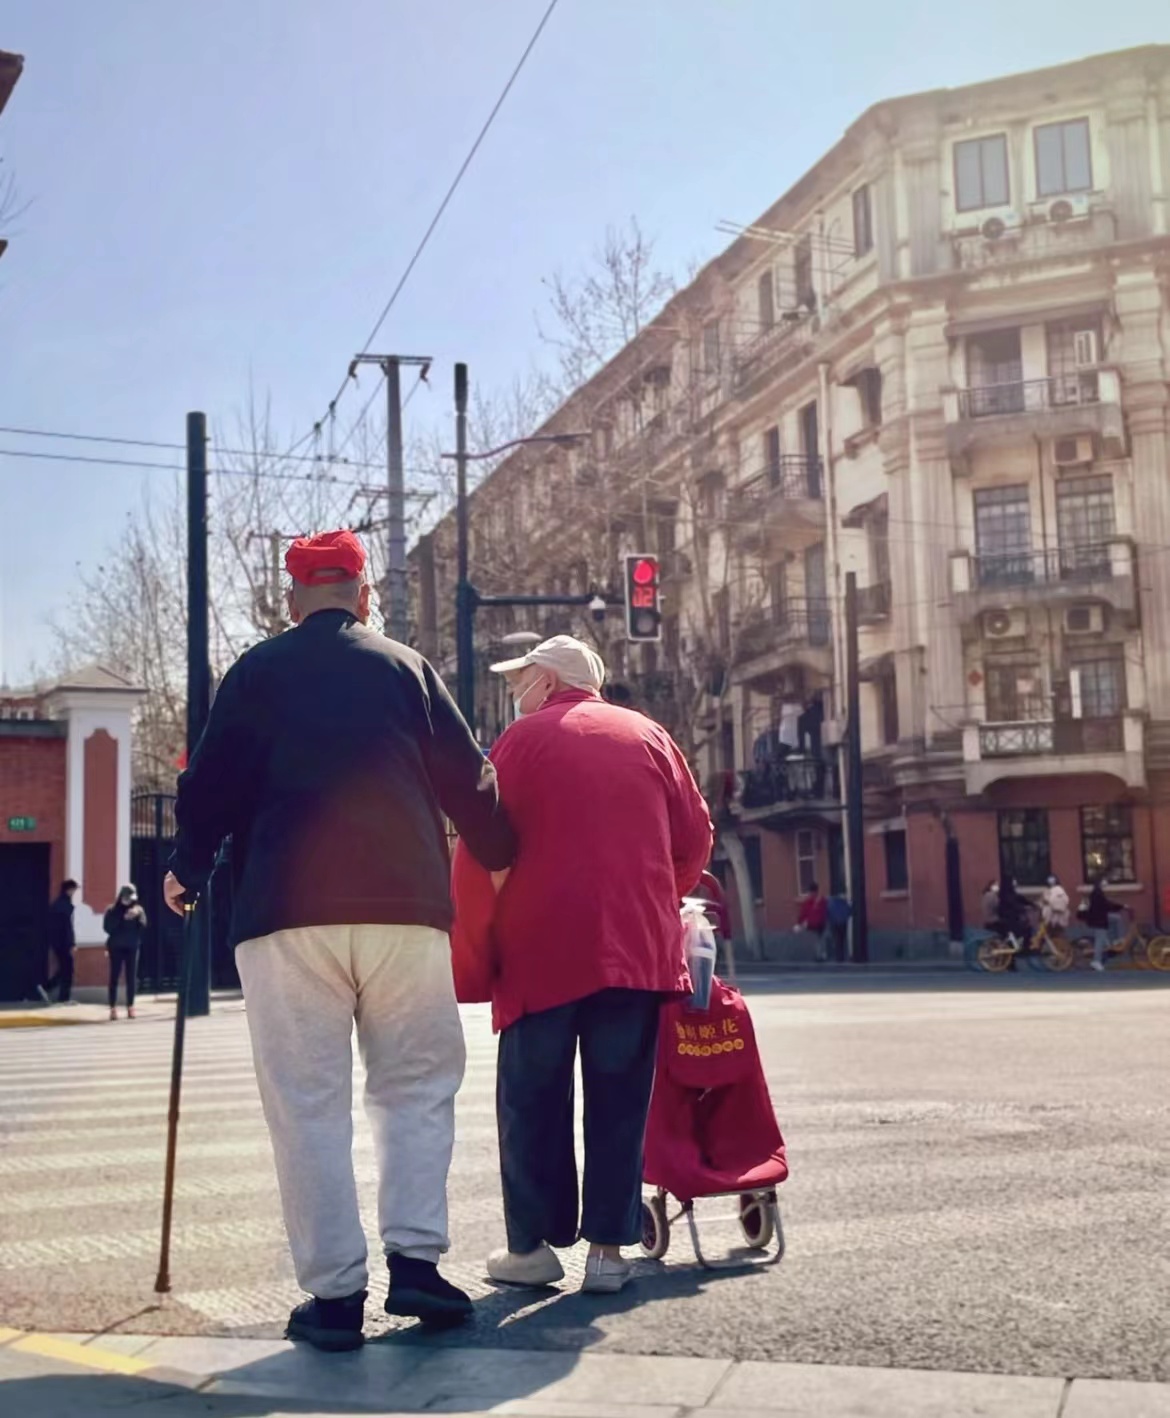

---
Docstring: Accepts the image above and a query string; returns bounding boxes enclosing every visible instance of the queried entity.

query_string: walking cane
[154,897,196,1296]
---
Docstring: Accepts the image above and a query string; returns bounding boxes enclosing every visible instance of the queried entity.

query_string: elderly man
[452,635,712,1294]
[165,529,514,1351]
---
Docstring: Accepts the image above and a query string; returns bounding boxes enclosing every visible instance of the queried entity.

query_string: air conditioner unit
[1053,434,1094,467]
[981,212,1020,241]
[1072,328,1099,367]
[1065,604,1105,635]
[1048,194,1091,223]
[982,608,1028,640]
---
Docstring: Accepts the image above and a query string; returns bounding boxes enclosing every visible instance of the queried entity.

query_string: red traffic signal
[623,553,661,642]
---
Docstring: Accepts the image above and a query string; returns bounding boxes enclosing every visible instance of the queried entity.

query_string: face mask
[513,676,548,719]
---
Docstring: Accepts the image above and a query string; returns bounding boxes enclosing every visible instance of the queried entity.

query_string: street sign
[7,815,37,832]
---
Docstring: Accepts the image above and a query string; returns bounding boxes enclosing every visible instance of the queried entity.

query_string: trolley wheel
[977,937,1011,973]
[1146,935,1170,972]
[738,1192,775,1250]
[640,1195,670,1260]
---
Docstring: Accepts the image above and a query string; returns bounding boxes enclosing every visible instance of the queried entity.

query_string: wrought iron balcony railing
[729,455,824,508]
[740,753,841,811]
[957,373,1100,420]
[978,716,1124,759]
[974,544,1114,589]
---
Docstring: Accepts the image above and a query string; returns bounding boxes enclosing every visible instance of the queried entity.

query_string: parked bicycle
[975,916,1074,973]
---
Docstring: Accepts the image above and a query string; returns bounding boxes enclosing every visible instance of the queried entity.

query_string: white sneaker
[1090,960,1105,972]
[486,1244,564,1288]
[581,1253,632,1294]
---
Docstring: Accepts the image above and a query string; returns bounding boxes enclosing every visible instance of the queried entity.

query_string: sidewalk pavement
[1,1328,1166,1417]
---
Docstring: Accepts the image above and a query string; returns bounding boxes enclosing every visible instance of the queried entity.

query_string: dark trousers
[497,988,660,1253]
[108,948,139,1008]
[48,947,75,1002]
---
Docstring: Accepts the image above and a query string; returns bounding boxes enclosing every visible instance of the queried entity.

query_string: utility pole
[844,571,869,964]
[454,362,476,726]
[351,353,430,643]
[185,412,212,1016]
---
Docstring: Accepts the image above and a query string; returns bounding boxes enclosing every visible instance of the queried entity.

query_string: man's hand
[163,872,187,917]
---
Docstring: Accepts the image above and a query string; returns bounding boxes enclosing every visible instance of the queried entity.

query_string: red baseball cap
[284,529,367,586]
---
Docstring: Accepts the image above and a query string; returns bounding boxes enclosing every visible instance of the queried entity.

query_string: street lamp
[444,363,589,724]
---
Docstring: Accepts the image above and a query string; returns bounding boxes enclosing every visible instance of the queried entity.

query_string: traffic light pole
[184,412,211,1017]
[454,363,477,726]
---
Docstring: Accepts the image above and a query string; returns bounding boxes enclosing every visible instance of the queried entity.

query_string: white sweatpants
[235,923,466,1299]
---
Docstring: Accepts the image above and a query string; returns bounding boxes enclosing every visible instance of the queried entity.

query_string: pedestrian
[39,878,78,1004]
[1041,874,1070,933]
[1082,877,1124,972]
[451,635,712,1295]
[163,529,514,1353]
[796,881,830,962]
[104,885,146,1020]
[981,880,999,930]
[826,891,851,963]
[995,875,1031,968]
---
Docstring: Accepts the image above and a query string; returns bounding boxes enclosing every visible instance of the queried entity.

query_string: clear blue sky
[0,0,1165,679]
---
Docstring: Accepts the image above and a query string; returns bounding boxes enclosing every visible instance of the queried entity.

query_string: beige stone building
[414,45,1170,956]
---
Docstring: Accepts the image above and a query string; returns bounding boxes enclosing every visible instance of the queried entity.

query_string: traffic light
[624,554,661,642]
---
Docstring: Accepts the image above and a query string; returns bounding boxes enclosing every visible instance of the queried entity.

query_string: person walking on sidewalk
[40,878,78,1003]
[451,636,713,1296]
[796,882,830,962]
[164,529,514,1354]
[1082,877,1124,972]
[104,885,146,1019]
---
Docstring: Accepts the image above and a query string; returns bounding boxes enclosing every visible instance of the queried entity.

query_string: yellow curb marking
[9,1333,153,1376]
[0,1327,21,1344]
[0,1017,90,1029]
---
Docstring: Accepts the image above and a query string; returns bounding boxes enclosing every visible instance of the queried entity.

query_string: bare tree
[538,218,676,393]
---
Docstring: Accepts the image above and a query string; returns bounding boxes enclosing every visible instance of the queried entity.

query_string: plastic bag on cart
[681,899,718,1010]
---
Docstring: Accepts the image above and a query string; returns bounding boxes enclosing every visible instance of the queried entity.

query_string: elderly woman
[453,635,712,1295]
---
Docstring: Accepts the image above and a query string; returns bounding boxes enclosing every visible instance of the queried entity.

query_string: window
[878,666,899,746]
[852,184,874,256]
[856,367,883,427]
[1081,805,1136,884]
[985,660,1044,722]
[884,829,908,892]
[975,485,1032,586]
[1057,475,1114,577]
[743,835,765,903]
[1035,118,1092,198]
[954,133,1010,212]
[770,561,788,628]
[796,829,818,895]
[998,809,1051,886]
[713,587,731,651]
[793,236,815,308]
[764,426,781,487]
[757,270,775,331]
[1047,318,1101,407]
[799,401,822,496]
[869,512,891,587]
[699,470,724,520]
[702,319,721,376]
[966,329,1024,415]
[1069,650,1126,720]
[662,614,680,666]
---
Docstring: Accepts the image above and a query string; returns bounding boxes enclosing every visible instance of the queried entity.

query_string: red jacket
[797,892,828,931]
[451,689,713,1033]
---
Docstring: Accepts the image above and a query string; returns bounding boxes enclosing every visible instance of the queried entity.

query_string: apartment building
[413,45,1170,955]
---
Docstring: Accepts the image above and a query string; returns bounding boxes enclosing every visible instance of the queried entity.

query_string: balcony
[856,580,891,624]
[962,711,1145,794]
[736,752,842,829]
[731,313,813,398]
[949,540,1137,626]
[944,369,1124,462]
[951,208,1117,272]
[726,456,825,548]
[733,598,833,686]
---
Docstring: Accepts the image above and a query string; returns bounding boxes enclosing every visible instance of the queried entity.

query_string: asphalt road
[1,973,1166,1383]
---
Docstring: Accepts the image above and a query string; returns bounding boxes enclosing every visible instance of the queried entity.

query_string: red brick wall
[82,729,118,913]
[0,736,67,890]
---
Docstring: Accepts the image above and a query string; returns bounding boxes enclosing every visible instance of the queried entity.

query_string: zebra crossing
[0,1001,526,1336]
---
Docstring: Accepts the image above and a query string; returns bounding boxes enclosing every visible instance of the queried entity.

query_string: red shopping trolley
[640,969,788,1268]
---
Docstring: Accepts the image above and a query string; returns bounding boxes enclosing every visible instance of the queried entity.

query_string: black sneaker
[286,1290,366,1352]
[385,1255,472,1329]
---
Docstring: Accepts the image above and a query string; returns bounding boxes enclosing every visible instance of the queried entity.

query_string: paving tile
[426,1402,683,1418]
[1063,1379,1170,1418]
[392,1348,731,1410]
[79,1333,158,1358]
[203,1339,432,1407]
[131,1333,291,1374]
[706,1361,1065,1417]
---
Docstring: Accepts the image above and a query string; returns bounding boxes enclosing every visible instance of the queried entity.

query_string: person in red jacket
[796,882,830,962]
[451,635,713,1295]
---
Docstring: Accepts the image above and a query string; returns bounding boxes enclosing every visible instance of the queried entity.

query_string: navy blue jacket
[170,610,514,946]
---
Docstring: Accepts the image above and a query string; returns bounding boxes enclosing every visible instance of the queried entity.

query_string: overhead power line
[306,0,562,438]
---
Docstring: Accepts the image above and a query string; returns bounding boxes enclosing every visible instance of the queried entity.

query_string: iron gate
[130,792,239,994]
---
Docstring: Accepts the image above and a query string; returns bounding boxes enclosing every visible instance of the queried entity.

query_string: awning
[859,651,895,683]
[842,492,888,528]
[944,301,1107,340]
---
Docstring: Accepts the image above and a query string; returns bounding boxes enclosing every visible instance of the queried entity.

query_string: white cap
[489,634,606,691]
